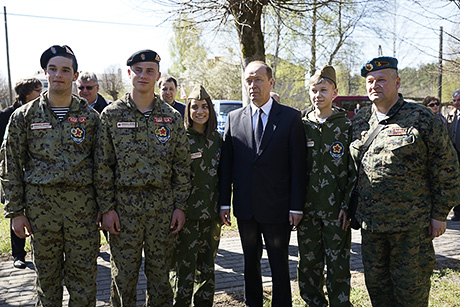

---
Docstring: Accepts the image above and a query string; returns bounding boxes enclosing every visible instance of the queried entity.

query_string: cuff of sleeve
[5,211,25,219]
[220,206,231,210]
[290,210,303,215]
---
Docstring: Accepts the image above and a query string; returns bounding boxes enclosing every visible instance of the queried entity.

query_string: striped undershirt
[51,107,69,122]
[143,110,152,119]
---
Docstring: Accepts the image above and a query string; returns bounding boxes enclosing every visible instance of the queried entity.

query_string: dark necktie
[255,108,264,150]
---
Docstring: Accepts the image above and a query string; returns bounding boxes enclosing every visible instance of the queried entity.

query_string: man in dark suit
[219,61,307,307]
[159,76,186,118]
[77,72,109,114]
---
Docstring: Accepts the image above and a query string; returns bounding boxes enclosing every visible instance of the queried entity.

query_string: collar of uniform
[40,92,86,113]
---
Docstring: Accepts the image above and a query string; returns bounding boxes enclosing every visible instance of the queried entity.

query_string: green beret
[361,56,398,77]
[188,85,210,100]
[311,65,336,87]
[40,45,78,71]
[126,49,161,66]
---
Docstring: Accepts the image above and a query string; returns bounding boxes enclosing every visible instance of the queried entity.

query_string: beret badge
[51,47,57,54]
[141,53,146,61]
[365,63,373,71]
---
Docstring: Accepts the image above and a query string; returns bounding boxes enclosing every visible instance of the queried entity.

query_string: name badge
[307,140,315,147]
[31,123,52,130]
[191,152,203,160]
[117,122,138,129]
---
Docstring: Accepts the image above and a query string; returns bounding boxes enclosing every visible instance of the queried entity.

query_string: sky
[0,0,175,85]
[0,0,459,90]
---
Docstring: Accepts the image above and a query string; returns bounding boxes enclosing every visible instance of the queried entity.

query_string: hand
[220,209,231,226]
[429,218,446,239]
[102,210,121,235]
[12,215,32,238]
[170,209,185,234]
[289,212,303,229]
[338,209,349,231]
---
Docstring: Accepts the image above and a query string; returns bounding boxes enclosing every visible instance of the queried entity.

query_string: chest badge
[330,141,344,160]
[71,127,85,144]
[155,125,171,143]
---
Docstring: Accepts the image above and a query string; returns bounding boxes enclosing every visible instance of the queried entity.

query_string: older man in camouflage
[1,45,100,306]
[95,49,191,307]
[350,56,460,307]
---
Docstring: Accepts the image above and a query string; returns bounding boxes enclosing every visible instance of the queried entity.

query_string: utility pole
[3,6,13,106]
[438,26,443,103]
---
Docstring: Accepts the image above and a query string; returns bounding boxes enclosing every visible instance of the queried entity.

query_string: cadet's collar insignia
[215,148,221,162]
[155,125,171,143]
[71,127,85,144]
[330,141,344,160]
[388,128,407,136]
[365,63,373,71]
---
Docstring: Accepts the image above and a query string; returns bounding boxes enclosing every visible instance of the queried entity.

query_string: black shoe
[451,215,460,221]
[13,257,26,269]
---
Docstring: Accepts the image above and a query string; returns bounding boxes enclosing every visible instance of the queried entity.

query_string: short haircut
[77,72,98,85]
[452,89,460,98]
[15,78,42,103]
[158,76,177,89]
[245,61,273,79]
[422,96,440,107]
[184,97,218,138]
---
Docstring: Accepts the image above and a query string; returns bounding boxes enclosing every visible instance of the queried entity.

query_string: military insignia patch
[215,148,221,162]
[375,61,389,67]
[365,63,373,71]
[155,125,170,143]
[330,141,344,160]
[50,47,57,54]
[388,128,407,136]
[71,127,85,144]
[141,53,146,61]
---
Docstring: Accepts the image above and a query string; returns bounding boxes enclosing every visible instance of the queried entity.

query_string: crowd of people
[1,45,460,307]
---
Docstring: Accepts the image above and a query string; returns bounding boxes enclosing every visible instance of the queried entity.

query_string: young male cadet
[95,49,191,307]
[351,56,460,307]
[1,45,100,306]
[219,61,307,307]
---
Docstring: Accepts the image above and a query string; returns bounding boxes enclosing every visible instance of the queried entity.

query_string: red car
[332,96,371,119]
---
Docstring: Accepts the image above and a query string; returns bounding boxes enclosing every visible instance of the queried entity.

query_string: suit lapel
[256,101,281,158]
[242,105,256,153]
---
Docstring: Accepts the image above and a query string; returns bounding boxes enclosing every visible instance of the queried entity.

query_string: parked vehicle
[213,100,243,134]
[332,96,371,119]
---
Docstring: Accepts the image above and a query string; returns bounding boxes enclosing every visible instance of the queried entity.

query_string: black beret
[40,45,78,71]
[361,56,398,77]
[126,49,161,66]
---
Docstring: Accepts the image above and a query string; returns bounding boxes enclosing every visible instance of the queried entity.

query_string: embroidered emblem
[215,148,221,162]
[141,53,145,61]
[50,47,57,54]
[68,117,78,123]
[330,141,344,160]
[71,127,85,144]
[155,125,171,143]
[79,117,86,123]
[375,61,389,67]
[365,63,373,71]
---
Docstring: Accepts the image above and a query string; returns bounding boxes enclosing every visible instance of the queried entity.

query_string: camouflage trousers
[25,184,99,307]
[361,227,435,307]
[171,217,221,307]
[110,188,176,307]
[297,217,351,307]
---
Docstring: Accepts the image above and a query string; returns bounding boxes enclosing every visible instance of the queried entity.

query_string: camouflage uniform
[95,93,191,307]
[350,95,460,306]
[1,93,100,307]
[171,128,222,307]
[297,107,355,307]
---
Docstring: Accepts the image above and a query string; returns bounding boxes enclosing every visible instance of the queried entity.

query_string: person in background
[0,78,42,269]
[270,91,280,102]
[77,72,109,114]
[422,96,446,128]
[1,45,100,306]
[298,65,354,307]
[219,61,307,307]
[351,56,460,307]
[95,49,191,306]
[159,76,186,118]
[172,84,222,307]
[446,89,460,221]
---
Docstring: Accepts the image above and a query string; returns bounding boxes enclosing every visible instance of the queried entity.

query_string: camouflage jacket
[303,107,356,220]
[1,93,100,218]
[350,95,460,232]
[186,128,222,220]
[94,93,191,214]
